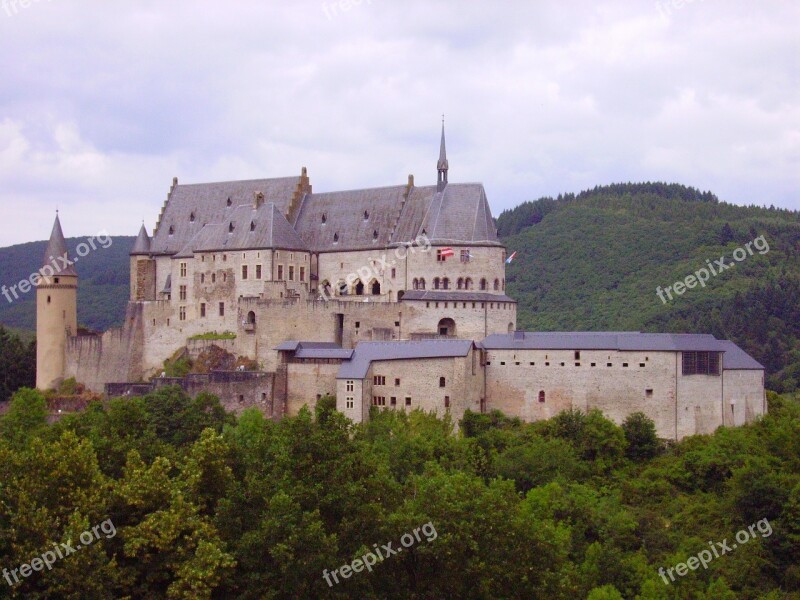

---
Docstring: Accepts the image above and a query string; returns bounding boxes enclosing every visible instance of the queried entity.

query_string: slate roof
[415,184,498,245]
[274,340,353,360]
[131,224,151,255]
[43,214,77,276]
[481,331,739,353]
[150,177,302,255]
[719,340,764,370]
[337,339,474,379]
[401,290,516,303]
[173,202,308,257]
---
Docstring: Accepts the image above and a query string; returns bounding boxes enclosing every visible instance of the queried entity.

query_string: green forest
[1,386,799,598]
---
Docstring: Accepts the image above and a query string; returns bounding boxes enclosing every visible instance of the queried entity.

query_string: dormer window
[189,212,195,222]
[250,221,255,231]
[333,232,339,243]
[363,210,369,220]
[321,213,327,224]
[229,222,234,233]
[168,225,174,235]
[421,228,427,235]
[373,230,378,240]
[226,197,232,207]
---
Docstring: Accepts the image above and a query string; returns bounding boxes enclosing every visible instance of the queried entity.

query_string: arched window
[418,278,426,290]
[538,390,546,403]
[442,277,450,290]
[493,278,500,291]
[336,280,347,295]
[247,311,256,325]
[439,377,446,387]
[412,278,419,290]
[371,280,381,295]
[480,278,487,290]
[437,318,456,336]
[457,277,464,290]
[465,277,473,290]
[355,280,365,295]
[433,277,440,290]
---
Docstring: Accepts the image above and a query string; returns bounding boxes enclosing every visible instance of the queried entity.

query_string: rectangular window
[395,378,400,386]
[405,396,411,406]
[390,397,397,406]
[179,285,187,300]
[300,266,305,282]
[346,397,354,409]
[288,266,294,281]
[460,249,470,263]
[242,265,248,280]
[346,380,354,392]
[180,262,187,277]
[277,265,284,280]
[372,396,386,406]
[436,249,444,262]
[574,351,581,360]
[444,396,450,408]
[645,389,654,397]
[682,351,720,376]
[256,264,262,279]
[373,375,386,386]
[219,302,224,316]
[179,306,186,321]
[200,303,206,317]
[391,267,396,278]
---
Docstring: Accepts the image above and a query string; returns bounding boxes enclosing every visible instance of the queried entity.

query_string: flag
[505,251,518,264]
[440,247,455,259]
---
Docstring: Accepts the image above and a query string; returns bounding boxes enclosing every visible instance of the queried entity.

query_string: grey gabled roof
[719,340,764,370]
[150,176,302,255]
[401,290,516,303]
[43,214,77,276]
[131,224,151,255]
[173,202,308,257]
[480,332,729,352]
[292,185,408,252]
[338,339,474,379]
[390,183,501,246]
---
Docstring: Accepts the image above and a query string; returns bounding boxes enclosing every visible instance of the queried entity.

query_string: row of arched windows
[412,277,505,291]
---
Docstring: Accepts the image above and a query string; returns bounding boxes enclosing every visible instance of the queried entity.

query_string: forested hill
[0,235,134,333]
[499,183,800,392]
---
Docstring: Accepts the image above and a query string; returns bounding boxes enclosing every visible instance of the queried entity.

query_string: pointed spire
[131,223,151,255]
[437,115,449,192]
[43,213,77,276]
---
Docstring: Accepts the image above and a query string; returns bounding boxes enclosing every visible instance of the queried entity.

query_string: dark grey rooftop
[401,290,516,303]
[274,341,353,360]
[131,224,151,255]
[43,214,77,276]
[174,202,308,257]
[150,176,302,255]
[338,339,474,379]
[480,331,730,352]
[719,340,764,370]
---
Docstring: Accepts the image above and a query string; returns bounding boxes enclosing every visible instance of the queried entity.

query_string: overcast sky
[0,0,797,246]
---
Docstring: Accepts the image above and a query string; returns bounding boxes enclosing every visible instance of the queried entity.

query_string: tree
[622,412,662,461]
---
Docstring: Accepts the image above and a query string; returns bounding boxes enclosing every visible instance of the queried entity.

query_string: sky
[0,0,797,246]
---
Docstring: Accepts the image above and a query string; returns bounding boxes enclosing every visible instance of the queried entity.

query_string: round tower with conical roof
[36,213,78,390]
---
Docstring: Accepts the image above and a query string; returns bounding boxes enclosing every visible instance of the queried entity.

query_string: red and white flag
[440,247,455,259]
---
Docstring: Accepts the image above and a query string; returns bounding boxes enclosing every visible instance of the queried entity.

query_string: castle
[35,125,766,439]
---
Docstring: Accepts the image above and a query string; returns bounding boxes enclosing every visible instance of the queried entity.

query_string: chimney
[254,191,265,208]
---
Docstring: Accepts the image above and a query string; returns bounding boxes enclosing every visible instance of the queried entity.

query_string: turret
[130,223,156,301]
[36,213,78,389]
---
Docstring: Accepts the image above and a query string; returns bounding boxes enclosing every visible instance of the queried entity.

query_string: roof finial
[437,116,448,192]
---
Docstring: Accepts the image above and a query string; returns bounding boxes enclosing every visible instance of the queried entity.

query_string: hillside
[499,183,800,392]
[0,235,135,332]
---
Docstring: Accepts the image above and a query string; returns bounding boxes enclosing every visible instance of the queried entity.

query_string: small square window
[645,389,654,397]
[607,363,613,367]
[575,362,581,367]
[560,362,565,367]
[394,321,400,327]
[591,362,596,367]
[545,362,550,366]
[529,362,535,366]
[355,321,360,328]
[639,363,646,367]
[500,361,506,366]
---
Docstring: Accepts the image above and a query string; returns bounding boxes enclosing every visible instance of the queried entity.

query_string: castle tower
[36,213,78,390]
[130,223,156,301]
[437,117,449,192]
